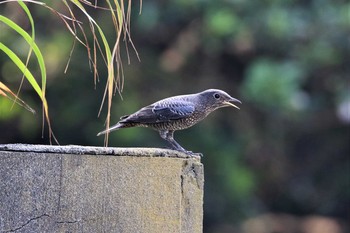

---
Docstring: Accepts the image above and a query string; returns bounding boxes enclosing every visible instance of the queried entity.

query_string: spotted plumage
[97,89,241,154]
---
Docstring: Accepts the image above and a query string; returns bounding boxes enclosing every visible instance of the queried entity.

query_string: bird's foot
[164,146,203,157]
[176,148,203,157]
[186,151,203,157]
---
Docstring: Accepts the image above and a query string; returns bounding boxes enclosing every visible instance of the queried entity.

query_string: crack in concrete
[3,213,50,232]
[55,220,79,224]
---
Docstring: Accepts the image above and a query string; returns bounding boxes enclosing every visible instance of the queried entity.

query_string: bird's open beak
[224,97,242,109]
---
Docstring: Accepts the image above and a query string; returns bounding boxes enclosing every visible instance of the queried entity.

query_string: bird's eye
[214,93,220,99]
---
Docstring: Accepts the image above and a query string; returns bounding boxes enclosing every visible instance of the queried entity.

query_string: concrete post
[0,144,203,233]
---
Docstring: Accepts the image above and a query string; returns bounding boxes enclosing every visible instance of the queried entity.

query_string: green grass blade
[0,42,55,143]
[18,0,35,39]
[0,42,43,100]
[0,3,55,143]
[0,15,46,95]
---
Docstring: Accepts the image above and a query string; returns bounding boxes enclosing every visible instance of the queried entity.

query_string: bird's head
[199,89,242,111]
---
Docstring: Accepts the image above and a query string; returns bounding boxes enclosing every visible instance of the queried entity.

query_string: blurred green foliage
[0,0,349,232]
[243,58,305,111]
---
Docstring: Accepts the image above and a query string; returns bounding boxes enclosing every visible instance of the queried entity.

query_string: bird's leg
[167,130,187,152]
[159,130,187,152]
[159,130,203,156]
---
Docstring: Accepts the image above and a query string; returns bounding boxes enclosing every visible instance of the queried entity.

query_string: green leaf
[0,42,43,101]
[0,15,46,96]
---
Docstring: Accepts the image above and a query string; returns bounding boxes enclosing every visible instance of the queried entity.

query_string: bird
[97,89,241,154]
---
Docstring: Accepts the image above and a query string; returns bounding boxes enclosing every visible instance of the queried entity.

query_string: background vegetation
[0,0,349,232]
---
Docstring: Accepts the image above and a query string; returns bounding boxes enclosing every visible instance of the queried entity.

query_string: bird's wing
[120,101,195,124]
[153,102,195,121]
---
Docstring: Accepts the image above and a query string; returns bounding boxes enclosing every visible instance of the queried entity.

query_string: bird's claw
[176,149,203,157]
[165,146,203,157]
[184,150,203,157]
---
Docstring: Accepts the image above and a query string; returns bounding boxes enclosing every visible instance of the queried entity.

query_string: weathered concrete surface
[0,144,204,233]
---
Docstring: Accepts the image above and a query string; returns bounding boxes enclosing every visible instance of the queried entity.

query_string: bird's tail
[96,123,123,136]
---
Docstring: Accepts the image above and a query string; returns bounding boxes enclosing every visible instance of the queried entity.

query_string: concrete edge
[0,144,201,160]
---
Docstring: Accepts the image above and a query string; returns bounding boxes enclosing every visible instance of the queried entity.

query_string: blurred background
[0,0,349,232]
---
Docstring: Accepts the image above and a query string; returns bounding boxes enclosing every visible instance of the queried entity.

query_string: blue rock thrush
[97,89,241,154]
